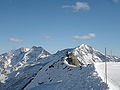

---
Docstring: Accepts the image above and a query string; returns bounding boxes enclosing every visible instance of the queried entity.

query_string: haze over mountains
[0,44,119,90]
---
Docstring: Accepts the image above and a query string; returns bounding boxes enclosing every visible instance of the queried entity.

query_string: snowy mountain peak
[31,46,51,56]
[78,44,95,53]
[20,48,30,52]
[32,46,43,50]
[66,44,117,65]
[13,48,30,56]
[0,46,51,83]
[79,44,91,48]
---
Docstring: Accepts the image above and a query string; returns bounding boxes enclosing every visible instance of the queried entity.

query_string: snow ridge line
[21,67,43,90]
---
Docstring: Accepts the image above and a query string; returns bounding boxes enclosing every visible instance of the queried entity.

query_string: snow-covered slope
[71,44,116,65]
[25,64,108,90]
[24,45,109,90]
[114,58,120,62]
[0,48,71,90]
[0,44,118,90]
[95,62,120,90]
[24,44,117,90]
[0,46,51,83]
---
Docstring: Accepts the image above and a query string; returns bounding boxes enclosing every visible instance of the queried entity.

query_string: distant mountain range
[0,44,119,90]
[0,46,50,83]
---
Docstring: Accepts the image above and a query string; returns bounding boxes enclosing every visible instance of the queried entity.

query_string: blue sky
[0,0,120,56]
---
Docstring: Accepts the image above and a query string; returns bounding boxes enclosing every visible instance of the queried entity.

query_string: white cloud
[42,35,51,40]
[9,38,23,43]
[112,0,119,3]
[73,33,96,39]
[62,2,90,12]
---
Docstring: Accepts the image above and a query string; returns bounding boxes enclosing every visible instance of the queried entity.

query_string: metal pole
[105,48,107,84]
